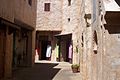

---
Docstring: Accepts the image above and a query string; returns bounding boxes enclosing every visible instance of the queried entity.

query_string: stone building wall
[108,35,120,80]
[36,0,82,64]
[101,30,118,80]
[35,0,120,80]
[36,0,81,32]
[103,0,120,80]
[62,0,81,33]
[36,0,62,31]
[79,0,120,80]
[73,0,118,80]
[62,0,82,64]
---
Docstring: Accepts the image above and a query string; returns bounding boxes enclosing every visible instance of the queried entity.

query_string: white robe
[46,45,52,57]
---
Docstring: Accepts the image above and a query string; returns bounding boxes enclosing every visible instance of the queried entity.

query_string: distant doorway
[41,41,48,60]
[37,36,51,61]
[39,40,51,60]
[56,34,72,63]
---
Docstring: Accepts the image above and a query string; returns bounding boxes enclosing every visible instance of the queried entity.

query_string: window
[44,3,50,11]
[68,18,70,22]
[68,0,71,6]
[28,0,32,6]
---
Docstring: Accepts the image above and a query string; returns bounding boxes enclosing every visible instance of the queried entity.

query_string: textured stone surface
[36,0,62,31]
[36,0,120,80]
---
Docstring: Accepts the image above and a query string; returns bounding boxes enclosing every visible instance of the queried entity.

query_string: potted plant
[71,64,80,73]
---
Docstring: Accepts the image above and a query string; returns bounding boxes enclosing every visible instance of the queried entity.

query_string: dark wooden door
[0,30,5,78]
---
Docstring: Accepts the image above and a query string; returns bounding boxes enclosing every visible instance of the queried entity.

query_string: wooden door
[0,30,5,78]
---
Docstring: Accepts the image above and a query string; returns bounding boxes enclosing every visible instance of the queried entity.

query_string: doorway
[57,34,72,62]
[39,40,51,60]
[41,40,48,60]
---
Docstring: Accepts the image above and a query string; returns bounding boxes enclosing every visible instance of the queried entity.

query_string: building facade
[77,0,120,80]
[36,0,62,61]
[36,0,81,63]
[103,0,120,80]
[0,0,37,79]
[36,0,120,80]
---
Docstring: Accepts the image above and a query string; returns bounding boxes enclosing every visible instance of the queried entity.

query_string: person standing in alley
[46,42,52,60]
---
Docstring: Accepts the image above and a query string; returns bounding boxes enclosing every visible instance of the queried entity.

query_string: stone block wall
[62,0,81,33]
[36,0,62,31]
[64,0,82,64]
[105,32,120,80]
[74,0,119,80]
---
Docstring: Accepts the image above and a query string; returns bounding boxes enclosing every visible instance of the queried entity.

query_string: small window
[44,3,50,11]
[28,0,32,6]
[68,0,71,6]
[68,18,70,22]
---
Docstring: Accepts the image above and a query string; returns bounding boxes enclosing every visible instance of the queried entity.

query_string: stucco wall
[0,0,37,78]
[0,0,36,27]
[14,0,37,27]
[0,0,14,22]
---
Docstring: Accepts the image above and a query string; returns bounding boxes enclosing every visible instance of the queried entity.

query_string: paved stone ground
[11,61,81,80]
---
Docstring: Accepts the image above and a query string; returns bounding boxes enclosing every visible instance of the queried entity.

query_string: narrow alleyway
[12,61,81,80]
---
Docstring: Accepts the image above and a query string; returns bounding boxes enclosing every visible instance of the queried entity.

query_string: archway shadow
[13,63,61,80]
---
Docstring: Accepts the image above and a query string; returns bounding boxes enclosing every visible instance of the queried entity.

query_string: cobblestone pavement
[12,61,81,80]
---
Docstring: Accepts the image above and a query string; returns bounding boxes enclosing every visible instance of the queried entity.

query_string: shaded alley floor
[12,61,81,80]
